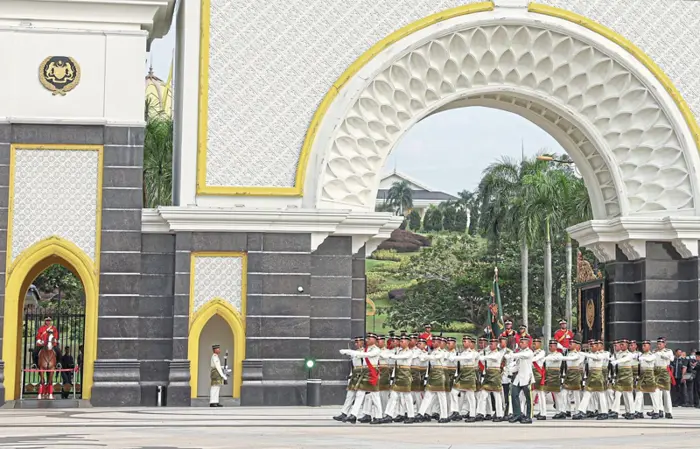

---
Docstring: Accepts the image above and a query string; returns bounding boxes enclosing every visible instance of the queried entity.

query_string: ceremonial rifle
[223,351,229,385]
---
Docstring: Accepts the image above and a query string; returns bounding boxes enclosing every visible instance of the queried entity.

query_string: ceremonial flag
[487,267,505,338]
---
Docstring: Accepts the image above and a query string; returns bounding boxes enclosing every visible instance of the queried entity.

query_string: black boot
[449,411,461,421]
[608,412,618,419]
[658,411,664,418]
[465,416,477,423]
[585,411,596,418]
[571,412,585,420]
[345,415,357,424]
[404,417,417,424]
[392,415,405,423]
[634,412,644,419]
[665,413,673,419]
[565,411,571,417]
[493,416,504,422]
[484,414,492,420]
[474,414,484,422]
[358,415,372,424]
[438,418,451,423]
[651,413,660,420]
[508,415,521,423]
[596,413,608,420]
[552,412,566,420]
[624,413,635,420]
[332,413,347,421]
[209,403,217,407]
[369,418,382,425]
[431,413,440,420]
[519,416,533,424]
[536,415,546,420]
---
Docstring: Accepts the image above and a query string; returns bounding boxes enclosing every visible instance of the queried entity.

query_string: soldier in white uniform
[638,340,662,419]
[530,338,546,419]
[504,336,534,424]
[449,335,479,421]
[209,344,227,407]
[556,339,585,418]
[573,340,610,420]
[475,337,494,419]
[609,339,636,419]
[478,338,506,422]
[340,333,383,424]
[539,340,565,419]
[628,340,644,418]
[417,336,450,422]
[653,337,674,418]
[334,336,364,422]
[444,337,459,418]
[499,336,515,418]
[411,336,428,411]
[383,334,417,423]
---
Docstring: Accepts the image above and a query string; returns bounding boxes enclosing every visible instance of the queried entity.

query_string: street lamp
[537,154,575,328]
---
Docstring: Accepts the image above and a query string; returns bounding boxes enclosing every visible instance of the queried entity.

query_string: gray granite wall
[140,234,175,405]
[605,242,700,352]
[310,237,353,405]
[93,126,144,406]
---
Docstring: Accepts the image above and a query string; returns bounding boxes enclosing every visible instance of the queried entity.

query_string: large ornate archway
[302,5,700,224]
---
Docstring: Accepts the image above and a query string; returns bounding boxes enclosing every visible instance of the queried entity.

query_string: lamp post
[536,155,574,328]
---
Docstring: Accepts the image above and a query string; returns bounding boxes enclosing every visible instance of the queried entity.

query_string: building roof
[377,170,458,203]
[145,65,173,119]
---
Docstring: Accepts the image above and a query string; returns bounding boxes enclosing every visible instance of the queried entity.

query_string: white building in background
[376,170,458,217]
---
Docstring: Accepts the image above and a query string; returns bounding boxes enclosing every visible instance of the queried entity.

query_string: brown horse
[37,330,57,399]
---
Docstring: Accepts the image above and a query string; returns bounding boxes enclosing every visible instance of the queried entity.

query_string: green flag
[487,267,505,339]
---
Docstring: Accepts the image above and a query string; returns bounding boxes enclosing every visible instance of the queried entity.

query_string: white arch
[303,8,700,220]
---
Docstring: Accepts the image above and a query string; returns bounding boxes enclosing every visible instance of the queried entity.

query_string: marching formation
[333,320,677,424]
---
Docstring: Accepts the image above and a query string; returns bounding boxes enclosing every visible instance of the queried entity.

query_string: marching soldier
[609,339,635,419]
[411,337,428,410]
[209,344,227,407]
[639,340,662,419]
[557,339,585,418]
[383,334,417,424]
[334,336,364,422]
[444,337,458,414]
[478,338,506,422]
[573,340,610,420]
[499,335,515,417]
[449,335,479,421]
[629,340,644,418]
[417,336,450,422]
[539,340,565,419]
[531,338,546,419]
[505,336,534,424]
[377,336,393,410]
[654,337,674,418]
[475,336,493,419]
[340,332,383,424]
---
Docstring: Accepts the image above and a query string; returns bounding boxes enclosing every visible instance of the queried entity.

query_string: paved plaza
[0,407,698,449]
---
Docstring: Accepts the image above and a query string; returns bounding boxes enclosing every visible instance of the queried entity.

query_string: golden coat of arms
[585,298,595,330]
[39,56,80,96]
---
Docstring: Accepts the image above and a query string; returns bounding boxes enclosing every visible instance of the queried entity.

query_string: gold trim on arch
[528,3,700,158]
[188,252,247,398]
[4,144,103,401]
[2,237,99,401]
[195,1,495,197]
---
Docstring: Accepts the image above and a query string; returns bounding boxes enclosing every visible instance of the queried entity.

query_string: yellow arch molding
[196,1,495,196]
[2,237,99,400]
[528,3,700,157]
[188,298,246,399]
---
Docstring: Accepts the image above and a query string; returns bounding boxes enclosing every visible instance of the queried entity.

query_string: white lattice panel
[192,256,244,315]
[11,149,99,261]
[205,0,486,188]
[539,0,700,120]
[205,0,700,190]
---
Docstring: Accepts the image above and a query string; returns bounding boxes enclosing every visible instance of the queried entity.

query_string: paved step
[10,399,89,409]
[191,397,240,407]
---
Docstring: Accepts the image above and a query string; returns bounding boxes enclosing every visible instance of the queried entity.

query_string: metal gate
[21,308,85,398]
[575,252,605,345]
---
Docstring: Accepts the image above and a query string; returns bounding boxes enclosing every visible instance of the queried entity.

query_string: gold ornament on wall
[586,298,595,331]
[39,56,80,96]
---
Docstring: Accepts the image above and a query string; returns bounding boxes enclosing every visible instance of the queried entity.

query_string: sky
[148,25,564,196]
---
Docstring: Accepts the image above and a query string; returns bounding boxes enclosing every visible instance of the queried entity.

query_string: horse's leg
[38,371,44,399]
[48,372,54,399]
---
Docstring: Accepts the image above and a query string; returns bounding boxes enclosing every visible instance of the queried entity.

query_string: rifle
[223,351,229,385]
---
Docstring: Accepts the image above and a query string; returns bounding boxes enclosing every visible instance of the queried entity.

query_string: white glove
[37,339,44,345]
[223,376,228,381]
[339,349,350,355]
[557,343,565,350]
[226,368,232,374]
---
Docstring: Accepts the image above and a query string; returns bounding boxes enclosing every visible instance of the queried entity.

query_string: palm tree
[457,190,479,234]
[143,117,173,208]
[387,181,413,216]
[478,155,548,327]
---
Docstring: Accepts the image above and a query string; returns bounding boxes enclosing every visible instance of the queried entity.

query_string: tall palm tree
[478,155,548,327]
[143,117,173,208]
[457,190,479,235]
[387,181,413,216]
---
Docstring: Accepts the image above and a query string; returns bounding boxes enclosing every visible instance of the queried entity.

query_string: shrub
[372,249,402,261]
[365,271,384,295]
[408,210,421,230]
[377,240,420,253]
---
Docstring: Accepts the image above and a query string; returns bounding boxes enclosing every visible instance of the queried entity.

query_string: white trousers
[478,391,503,418]
[562,389,581,413]
[340,390,356,415]
[535,391,548,416]
[385,392,415,418]
[351,391,382,419]
[412,392,423,411]
[476,391,494,415]
[450,389,476,416]
[634,390,643,413]
[612,391,634,414]
[639,391,660,413]
[209,385,220,404]
[578,391,608,413]
[418,391,448,418]
[656,389,672,414]
[606,389,615,410]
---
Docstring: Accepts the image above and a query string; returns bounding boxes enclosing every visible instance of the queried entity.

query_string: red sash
[365,347,378,386]
[667,366,676,386]
[533,362,546,385]
[478,361,485,372]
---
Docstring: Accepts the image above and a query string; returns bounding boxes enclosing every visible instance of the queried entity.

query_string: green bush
[408,210,421,230]
[366,271,384,295]
[372,249,402,261]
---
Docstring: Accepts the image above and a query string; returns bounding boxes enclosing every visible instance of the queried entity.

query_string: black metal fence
[21,308,85,398]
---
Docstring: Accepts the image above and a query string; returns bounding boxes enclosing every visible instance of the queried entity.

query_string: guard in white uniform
[417,336,450,422]
[609,339,636,419]
[556,339,585,418]
[209,344,227,407]
[628,340,644,418]
[383,334,417,423]
[638,340,662,419]
[449,335,479,421]
[653,337,674,418]
[538,340,565,419]
[478,338,506,422]
[341,333,384,424]
[573,340,610,420]
[334,336,364,422]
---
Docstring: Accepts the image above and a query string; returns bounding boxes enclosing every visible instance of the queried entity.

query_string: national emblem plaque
[39,56,81,96]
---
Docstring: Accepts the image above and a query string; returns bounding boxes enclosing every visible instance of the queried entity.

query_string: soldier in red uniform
[33,317,61,365]
[419,323,434,349]
[515,324,532,348]
[499,320,518,349]
[553,319,574,352]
